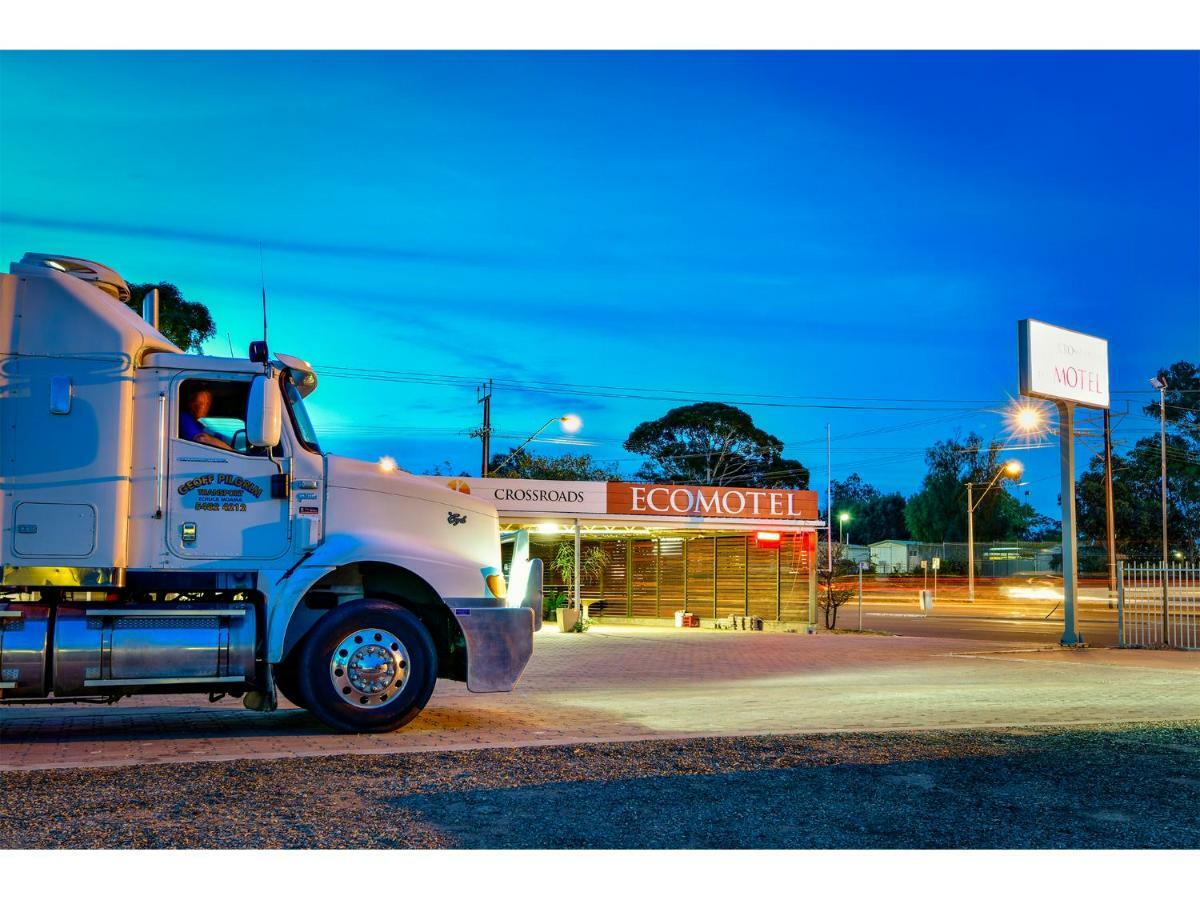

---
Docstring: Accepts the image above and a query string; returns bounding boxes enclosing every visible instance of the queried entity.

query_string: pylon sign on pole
[1018,319,1110,647]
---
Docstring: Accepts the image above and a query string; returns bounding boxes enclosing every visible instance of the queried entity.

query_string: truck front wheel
[296,599,438,733]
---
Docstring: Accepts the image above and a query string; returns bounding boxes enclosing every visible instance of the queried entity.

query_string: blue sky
[1,51,1197,516]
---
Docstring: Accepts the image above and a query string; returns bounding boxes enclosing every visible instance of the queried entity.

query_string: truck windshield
[283,374,321,453]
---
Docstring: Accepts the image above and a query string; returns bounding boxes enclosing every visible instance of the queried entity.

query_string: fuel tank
[0,601,256,698]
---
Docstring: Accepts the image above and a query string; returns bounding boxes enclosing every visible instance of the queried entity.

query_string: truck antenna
[258,243,269,350]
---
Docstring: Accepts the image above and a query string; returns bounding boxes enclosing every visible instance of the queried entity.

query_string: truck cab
[0,252,541,732]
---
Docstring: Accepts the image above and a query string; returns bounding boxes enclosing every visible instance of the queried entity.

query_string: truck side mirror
[247,374,282,448]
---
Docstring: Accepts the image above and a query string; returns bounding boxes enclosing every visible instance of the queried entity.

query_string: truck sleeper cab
[0,252,541,733]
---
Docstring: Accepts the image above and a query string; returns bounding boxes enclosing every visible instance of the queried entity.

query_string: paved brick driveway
[2,626,1198,770]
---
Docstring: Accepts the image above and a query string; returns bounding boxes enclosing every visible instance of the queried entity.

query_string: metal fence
[1118,562,1199,650]
[866,540,1110,576]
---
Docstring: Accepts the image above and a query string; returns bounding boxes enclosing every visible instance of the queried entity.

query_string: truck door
[166,374,291,560]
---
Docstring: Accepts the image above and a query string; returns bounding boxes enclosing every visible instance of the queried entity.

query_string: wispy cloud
[0,212,509,270]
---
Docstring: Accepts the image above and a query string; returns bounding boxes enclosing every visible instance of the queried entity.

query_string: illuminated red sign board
[606,483,819,520]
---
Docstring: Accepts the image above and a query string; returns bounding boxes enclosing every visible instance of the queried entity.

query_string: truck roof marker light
[378,455,398,473]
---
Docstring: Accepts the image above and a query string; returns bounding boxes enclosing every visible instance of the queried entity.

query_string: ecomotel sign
[607,483,818,520]
[1018,319,1109,409]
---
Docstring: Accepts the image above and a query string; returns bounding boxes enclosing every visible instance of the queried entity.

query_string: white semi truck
[0,252,541,732]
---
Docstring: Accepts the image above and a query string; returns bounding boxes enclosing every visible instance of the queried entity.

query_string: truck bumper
[450,605,535,692]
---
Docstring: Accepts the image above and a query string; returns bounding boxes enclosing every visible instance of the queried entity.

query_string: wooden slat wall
[630,539,659,617]
[779,533,812,621]
[579,539,607,604]
[513,531,812,623]
[685,537,714,615]
[715,536,747,618]
[600,538,629,616]
[527,540,562,593]
[658,538,686,614]
[747,538,780,620]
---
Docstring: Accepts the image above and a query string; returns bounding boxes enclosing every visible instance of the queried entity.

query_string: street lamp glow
[1009,401,1047,434]
[491,414,585,475]
[966,457,1023,603]
[836,510,851,544]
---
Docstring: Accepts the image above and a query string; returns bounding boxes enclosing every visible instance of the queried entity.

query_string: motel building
[423,477,825,626]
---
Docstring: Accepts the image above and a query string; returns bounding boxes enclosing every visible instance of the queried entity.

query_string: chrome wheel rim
[329,627,408,708]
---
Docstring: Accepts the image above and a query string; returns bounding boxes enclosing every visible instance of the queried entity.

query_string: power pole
[1103,407,1117,601]
[826,423,832,575]
[477,379,493,477]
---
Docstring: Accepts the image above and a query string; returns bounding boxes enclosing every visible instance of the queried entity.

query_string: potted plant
[550,542,607,632]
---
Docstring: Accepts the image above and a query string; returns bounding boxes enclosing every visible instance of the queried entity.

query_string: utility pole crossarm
[477,379,493,477]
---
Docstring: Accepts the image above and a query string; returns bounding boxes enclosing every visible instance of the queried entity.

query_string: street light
[966,458,1023,602]
[838,511,850,545]
[489,414,583,476]
[1009,401,1047,435]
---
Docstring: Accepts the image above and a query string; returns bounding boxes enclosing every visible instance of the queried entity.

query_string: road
[846,597,1122,644]
[3,623,1197,771]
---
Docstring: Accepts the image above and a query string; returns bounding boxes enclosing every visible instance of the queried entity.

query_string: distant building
[840,543,871,566]
[869,539,923,574]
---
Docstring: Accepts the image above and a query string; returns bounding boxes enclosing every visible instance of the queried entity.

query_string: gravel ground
[2,721,1197,849]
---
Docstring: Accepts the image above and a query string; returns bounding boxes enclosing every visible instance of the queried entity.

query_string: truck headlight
[482,567,507,600]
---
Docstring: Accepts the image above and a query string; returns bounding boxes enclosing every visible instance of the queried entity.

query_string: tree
[904,432,1033,542]
[1078,432,1200,559]
[624,402,809,488]
[1021,511,1061,542]
[423,460,472,477]
[1146,360,1200,455]
[488,447,617,481]
[826,473,909,545]
[124,282,216,352]
[816,542,857,629]
[550,543,609,597]
[1076,359,1200,560]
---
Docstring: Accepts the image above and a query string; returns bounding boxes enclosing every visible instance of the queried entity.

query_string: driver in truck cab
[179,386,234,451]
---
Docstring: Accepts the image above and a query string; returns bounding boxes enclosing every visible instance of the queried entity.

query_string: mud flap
[452,606,535,692]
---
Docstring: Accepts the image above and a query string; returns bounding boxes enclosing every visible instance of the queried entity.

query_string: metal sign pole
[858,563,864,631]
[1057,400,1082,646]
[573,519,582,613]
[1157,381,1169,642]
[967,482,975,602]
